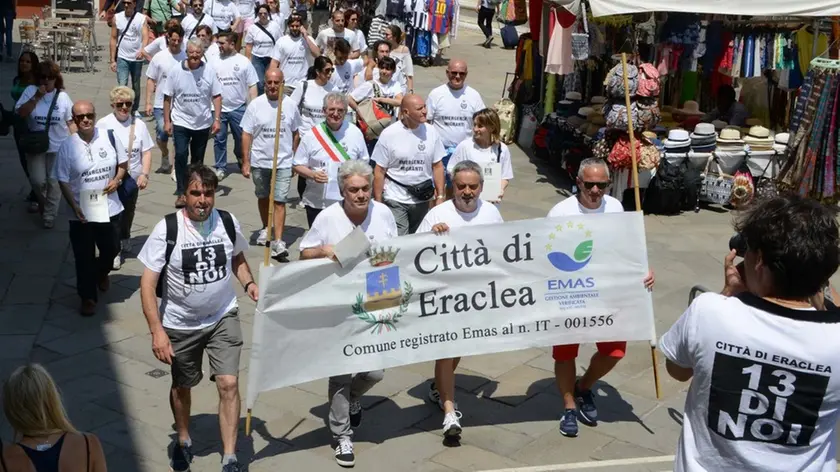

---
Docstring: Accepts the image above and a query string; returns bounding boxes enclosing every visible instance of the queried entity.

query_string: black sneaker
[559,408,579,437]
[575,381,598,426]
[349,399,362,428]
[221,460,243,472]
[335,437,355,467]
[171,442,193,472]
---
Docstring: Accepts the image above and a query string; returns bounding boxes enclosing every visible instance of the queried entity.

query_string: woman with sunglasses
[244,4,281,94]
[446,108,513,203]
[10,51,40,213]
[290,56,336,138]
[344,9,366,54]
[96,86,154,270]
[14,61,75,229]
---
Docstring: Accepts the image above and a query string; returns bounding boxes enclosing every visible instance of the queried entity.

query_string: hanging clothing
[544,7,575,76]
[796,27,829,74]
[428,0,453,34]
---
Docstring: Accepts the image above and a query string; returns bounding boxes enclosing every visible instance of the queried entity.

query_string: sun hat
[578,107,595,118]
[712,119,728,130]
[565,92,583,101]
[677,100,705,116]
[590,115,606,126]
[743,125,773,142]
[590,95,606,105]
[745,118,763,127]
[567,115,586,128]
[717,127,743,143]
[664,128,691,149]
[774,132,790,145]
[690,122,716,138]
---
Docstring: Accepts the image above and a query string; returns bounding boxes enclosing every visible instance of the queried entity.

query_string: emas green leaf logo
[545,221,593,272]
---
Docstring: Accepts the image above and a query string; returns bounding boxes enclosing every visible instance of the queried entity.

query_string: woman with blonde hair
[446,108,514,203]
[0,364,107,471]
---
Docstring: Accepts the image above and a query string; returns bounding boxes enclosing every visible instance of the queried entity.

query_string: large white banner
[246,212,655,407]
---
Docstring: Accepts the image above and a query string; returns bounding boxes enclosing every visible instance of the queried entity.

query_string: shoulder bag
[107,121,139,204]
[754,151,780,200]
[19,90,61,155]
[255,22,276,45]
[356,82,394,141]
[188,13,206,38]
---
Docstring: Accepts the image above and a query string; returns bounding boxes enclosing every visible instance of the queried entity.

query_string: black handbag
[106,121,139,204]
[386,174,435,201]
[20,91,61,155]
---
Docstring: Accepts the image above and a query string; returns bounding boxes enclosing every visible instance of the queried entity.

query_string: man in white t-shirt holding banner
[54,101,128,317]
[241,68,301,259]
[163,37,222,209]
[417,160,504,439]
[269,14,320,93]
[659,195,840,472]
[547,158,654,438]
[212,31,259,179]
[425,59,485,182]
[109,0,149,113]
[138,164,257,472]
[372,94,446,236]
[298,160,397,468]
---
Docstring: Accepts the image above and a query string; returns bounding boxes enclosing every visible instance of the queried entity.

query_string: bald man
[425,59,486,182]
[240,68,301,258]
[372,94,446,235]
[54,100,128,315]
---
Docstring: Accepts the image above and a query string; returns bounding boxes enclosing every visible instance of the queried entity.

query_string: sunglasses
[114,101,132,109]
[448,71,466,77]
[322,68,334,74]
[583,181,610,190]
[74,113,96,121]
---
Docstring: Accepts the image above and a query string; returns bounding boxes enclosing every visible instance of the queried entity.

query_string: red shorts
[552,342,627,362]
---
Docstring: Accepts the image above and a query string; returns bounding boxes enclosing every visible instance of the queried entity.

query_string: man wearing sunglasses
[180,0,217,41]
[546,157,655,438]
[54,101,128,316]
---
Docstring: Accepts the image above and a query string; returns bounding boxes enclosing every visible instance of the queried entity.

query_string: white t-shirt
[447,140,514,180]
[371,122,446,204]
[14,87,74,153]
[547,195,624,216]
[351,28,367,51]
[659,292,840,472]
[204,0,240,30]
[214,53,259,112]
[292,121,368,209]
[240,94,300,169]
[237,0,257,20]
[417,199,503,233]
[350,79,403,116]
[138,209,249,330]
[95,113,154,179]
[315,27,359,56]
[270,34,317,87]
[181,12,218,40]
[143,36,186,57]
[53,129,127,218]
[288,79,336,136]
[331,58,364,94]
[371,67,406,94]
[146,49,187,109]
[205,42,221,62]
[114,12,148,61]
[426,84,486,148]
[299,200,397,249]
[245,20,282,57]
[162,60,223,130]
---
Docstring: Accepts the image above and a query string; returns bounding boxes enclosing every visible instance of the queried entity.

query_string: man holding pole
[240,68,300,259]
[547,157,655,438]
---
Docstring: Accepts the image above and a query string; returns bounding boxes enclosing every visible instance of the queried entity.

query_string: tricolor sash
[311,123,351,162]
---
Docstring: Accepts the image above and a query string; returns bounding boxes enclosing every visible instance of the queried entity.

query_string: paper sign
[325,161,342,202]
[480,162,502,202]
[333,226,371,268]
[80,189,110,223]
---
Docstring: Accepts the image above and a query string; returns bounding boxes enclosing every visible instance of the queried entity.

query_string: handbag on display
[19,91,61,155]
[754,152,780,200]
[730,171,755,208]
[699,156,734,205]
[570,4,590,60]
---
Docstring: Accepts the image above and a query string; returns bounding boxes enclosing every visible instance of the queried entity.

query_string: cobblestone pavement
[0,20,749,472]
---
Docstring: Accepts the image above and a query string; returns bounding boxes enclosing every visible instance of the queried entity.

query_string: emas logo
[546,221,593,272]
[351,247,414,334]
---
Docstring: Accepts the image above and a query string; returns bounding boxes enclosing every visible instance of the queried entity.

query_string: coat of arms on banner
[352,247,413,334]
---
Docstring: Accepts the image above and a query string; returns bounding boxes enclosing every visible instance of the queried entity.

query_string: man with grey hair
[293,91,368,228]
[417,159,503,438]
[547,156,655,438]
[299,159,396,467]
[163,36,222,208]
[241,68,300,258]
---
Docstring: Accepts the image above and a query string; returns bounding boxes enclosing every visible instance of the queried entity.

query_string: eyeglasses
[448,71,466,77]
[582,181,610,190]
[74,113,96,121]
[114,101,132,109]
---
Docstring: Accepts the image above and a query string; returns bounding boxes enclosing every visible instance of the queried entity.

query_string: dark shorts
[165,308,243,388]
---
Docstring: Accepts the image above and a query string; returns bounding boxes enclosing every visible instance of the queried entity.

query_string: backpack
[356,83,395,141]
[643,158,684,215]
[156,210,237,298]
[493,98,517,145]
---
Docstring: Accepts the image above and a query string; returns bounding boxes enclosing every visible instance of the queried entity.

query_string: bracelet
[435,195,444,200]
[244,281,255,291]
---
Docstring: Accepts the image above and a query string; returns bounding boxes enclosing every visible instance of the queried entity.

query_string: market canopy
[577,0,840,18]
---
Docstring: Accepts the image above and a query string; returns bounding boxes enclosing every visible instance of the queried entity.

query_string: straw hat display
[743,125,774,151]
[690,123,717,152]
[663,129,691,152]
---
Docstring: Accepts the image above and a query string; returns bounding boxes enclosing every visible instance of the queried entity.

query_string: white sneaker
[428,382,458,411]
[256,228,268,246]
[442,410,463,437]
[170,168,177,182]
[334,437,355,467]
[112,254,122,270]
[214,168,227,180]
[120,238,132,253]
[270,240,288,258]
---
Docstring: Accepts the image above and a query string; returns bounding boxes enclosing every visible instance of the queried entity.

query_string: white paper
[80,189,110,223]
[333,226,371,268]
[325,161,342,202]
[480,162,502,202]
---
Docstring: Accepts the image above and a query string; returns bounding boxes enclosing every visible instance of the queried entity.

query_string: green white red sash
[311,123,351,162]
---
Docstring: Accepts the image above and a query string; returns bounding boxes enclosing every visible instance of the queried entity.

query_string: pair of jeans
[328,371,384,441]
[119,188,138,240]
[27,152,61,222]
[384,199,430,236]
[173,125,211,194]
[0,8,14,57]
[477,6,495,39]
[251,56,272,95]
[116,58,143,112]
[69,214,120,302]
[213,104,246,171]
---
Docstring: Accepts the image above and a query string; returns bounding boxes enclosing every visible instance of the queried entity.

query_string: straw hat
[578,107,595,118]
[664,129,691,149]
[565,92,582,101]
[745,118,763,127]
[774,132,790,146]
[743,126,774,147]
[590,115,606,126]
[717,127,744,143]
[590,95,606,105]
[677,101,705,116]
